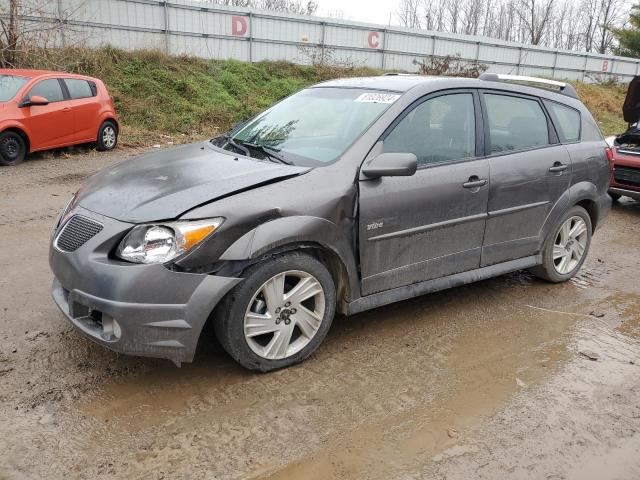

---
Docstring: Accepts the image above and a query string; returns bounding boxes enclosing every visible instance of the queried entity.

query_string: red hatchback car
[0,69,118,166]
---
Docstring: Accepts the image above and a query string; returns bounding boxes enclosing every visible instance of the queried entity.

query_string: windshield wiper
[213,134,251,157]
[235,140,293,165]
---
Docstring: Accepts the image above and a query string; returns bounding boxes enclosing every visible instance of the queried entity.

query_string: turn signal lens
[176,223,217,251]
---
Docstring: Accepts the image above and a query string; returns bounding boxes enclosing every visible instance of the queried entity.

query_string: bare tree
[396,0,421,28]
[202,0,317,14]
[0,0,88,67]
[394,0,629,53]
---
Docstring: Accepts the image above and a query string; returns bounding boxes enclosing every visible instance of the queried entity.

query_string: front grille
[614,165,640,187]
[55,215,103,252]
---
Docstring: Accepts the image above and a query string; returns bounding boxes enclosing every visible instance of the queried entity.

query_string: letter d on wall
[232,16,248,36]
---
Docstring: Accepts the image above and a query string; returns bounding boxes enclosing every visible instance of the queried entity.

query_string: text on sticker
[355,93,400,103]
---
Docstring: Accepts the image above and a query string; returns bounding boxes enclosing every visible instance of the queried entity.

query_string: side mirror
[361,152,418,179]
[20,95,49,107]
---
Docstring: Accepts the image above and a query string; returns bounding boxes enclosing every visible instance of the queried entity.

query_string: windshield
[227,88,400,166]
[0,75,28,102]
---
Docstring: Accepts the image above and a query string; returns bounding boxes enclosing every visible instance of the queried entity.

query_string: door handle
[549,162,568,173]
[62,107,72,111]
[462,176,488,189]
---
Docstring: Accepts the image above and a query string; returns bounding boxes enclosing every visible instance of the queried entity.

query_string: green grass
[20,47,379,145]
[17,47,627,144]
[573,82,628,136]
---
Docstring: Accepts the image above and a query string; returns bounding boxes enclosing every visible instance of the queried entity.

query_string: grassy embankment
[17,47,630,146]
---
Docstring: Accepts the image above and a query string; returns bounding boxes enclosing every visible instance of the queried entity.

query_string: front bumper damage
[49,207,241,366]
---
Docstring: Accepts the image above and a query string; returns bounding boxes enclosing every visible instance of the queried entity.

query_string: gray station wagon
[50,73,611,371]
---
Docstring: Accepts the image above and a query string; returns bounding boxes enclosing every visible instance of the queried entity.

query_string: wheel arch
[218,216,360,313]
[539,182,602,251]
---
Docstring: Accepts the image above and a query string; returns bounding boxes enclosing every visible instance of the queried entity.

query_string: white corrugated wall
[17,0,640,81]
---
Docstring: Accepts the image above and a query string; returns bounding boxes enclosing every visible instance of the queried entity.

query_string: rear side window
[484,94,550,153]
[545,101,581,142]
[383,93,476,166]
[64,79,95,99]
[29,79,64,102]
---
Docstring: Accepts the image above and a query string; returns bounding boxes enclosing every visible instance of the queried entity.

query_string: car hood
[76,142,310,223]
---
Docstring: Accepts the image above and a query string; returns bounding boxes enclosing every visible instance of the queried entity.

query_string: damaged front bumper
[49,207,241,366]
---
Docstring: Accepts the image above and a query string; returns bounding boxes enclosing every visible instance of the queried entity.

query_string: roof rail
[382,72,414,76]
[479,73,579,99]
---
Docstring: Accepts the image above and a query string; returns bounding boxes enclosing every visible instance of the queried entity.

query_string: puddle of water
[256,304,573,480]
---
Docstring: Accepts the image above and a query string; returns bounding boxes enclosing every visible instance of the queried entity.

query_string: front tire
[530,205,592,283]
[96,121,118,151]
[0,131,27,166]
[214,252,336,372]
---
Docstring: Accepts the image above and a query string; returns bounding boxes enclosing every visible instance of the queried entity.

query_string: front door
[22,78,75,149]
[358,90,489,296]
[480,91,572,266]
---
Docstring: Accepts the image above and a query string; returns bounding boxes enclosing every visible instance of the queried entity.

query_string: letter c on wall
[368,31,380,49]
[232,16,248,36]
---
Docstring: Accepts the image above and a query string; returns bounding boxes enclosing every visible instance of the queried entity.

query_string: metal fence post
[381,28,387,70]
[163,1,169,54]
[57,0,66,47]
[516,47,523,74]
[609,58,615,81]
[248,12,253,63]
[552,50,558,78]
[320,21,326,63]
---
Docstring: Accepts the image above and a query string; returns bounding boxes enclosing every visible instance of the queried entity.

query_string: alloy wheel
[102,126,116,149]
[243,270,325,360]
[553,216,588,275]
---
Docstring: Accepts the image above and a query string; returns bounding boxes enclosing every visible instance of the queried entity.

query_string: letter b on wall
[232,16,248,36]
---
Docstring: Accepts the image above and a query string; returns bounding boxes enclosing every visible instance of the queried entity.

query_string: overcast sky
[316,0,397,26]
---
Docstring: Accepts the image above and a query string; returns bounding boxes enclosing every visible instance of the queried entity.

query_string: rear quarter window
[64,79,95,99]
[544,101,581,142]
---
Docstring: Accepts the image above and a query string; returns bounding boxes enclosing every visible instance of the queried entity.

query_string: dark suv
[50,73,611,371]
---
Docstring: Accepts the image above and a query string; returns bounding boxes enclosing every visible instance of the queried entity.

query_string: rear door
[480,91,572,266]
[22,78,75,149]
[358,90,490,296]
[62,78,101,142]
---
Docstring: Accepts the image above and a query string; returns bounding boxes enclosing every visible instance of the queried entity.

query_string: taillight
[605,147,614,162]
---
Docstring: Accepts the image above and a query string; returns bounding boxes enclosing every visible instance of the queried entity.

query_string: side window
[545,101,581,142]
[28,79,64,103]
[383,93,476,166]
[64,79,95,99]
[484,94,550,153]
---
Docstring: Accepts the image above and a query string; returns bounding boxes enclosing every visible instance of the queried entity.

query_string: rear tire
[529,205,592,283]
[214,252,336,372]
[96,121,118,151]
[0,131,27,166]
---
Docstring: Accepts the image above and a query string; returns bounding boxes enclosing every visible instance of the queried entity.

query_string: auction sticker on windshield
[355,92,400,103]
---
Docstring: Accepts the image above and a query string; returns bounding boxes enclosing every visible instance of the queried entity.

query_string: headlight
[116,218,224,264]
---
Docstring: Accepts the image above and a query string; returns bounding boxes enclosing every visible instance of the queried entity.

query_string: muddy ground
[1,145,639,480]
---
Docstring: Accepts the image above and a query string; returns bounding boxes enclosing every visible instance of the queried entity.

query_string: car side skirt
[345,255,541,316]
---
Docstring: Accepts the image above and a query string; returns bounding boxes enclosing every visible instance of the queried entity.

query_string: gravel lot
[1,145,639,479]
